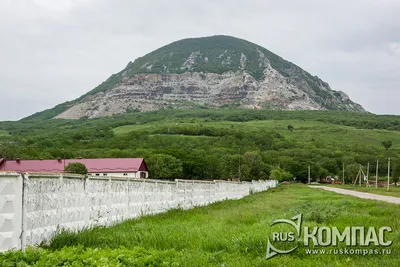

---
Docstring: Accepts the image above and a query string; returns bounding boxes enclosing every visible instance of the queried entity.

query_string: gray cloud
[1,0,399,120]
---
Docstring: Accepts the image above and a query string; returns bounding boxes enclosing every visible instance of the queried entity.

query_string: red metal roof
[0,158,148,173]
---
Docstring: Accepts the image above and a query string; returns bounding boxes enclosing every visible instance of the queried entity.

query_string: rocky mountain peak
[25,35,366,120]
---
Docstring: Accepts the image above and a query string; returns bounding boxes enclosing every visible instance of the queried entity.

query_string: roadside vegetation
[0,184,398,266]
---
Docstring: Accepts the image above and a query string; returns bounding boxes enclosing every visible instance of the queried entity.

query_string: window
[140,172,146,178]
[103,173,107,176]
[95,174,100,176]
[123,173,128,176]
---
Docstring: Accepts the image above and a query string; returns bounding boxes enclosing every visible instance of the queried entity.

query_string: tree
[381,140,392,150]
[64,162,88,175]
[0,141,19,159]
[279,156,307,180]
[222,154,241,179]
[241,151,266,181]
[148,154,183,179]
[392,161,400,185]
[318,158,339,174]
[287,125,294,132]
[270,168,293,182]
[345,163,360,183]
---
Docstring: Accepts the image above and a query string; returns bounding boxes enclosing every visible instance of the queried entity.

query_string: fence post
[107,177,112,226]
[0,172,23,252]
[21,173,27,251]
[84,176,89,226]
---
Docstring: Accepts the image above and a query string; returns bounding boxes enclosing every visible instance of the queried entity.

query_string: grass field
[1,184,399,266]
[0,130,9,137]
[112,119,400,149]
[327,184,400,198]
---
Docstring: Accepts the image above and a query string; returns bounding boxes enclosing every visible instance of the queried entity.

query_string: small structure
[0,158,148,178]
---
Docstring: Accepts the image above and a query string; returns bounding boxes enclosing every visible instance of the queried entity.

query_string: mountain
[25,35,365,120]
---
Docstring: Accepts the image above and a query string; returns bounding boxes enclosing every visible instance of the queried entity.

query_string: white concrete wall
[0,172,22,252]
[0,173,276,252]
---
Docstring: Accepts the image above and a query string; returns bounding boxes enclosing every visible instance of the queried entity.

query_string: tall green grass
[1,185,399,266]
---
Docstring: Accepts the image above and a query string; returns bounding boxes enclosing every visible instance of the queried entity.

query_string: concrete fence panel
[0,172,276,252]
[0,172,22,252]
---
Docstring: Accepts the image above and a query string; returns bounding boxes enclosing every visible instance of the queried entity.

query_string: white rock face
[240,53,247,70]
[37,35,367,120]
[180,51,202,71]
[55,62,363,119]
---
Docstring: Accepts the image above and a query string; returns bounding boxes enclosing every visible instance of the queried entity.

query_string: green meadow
[112,118,400,149]
[1,184,398,266]
[0,130,9,137]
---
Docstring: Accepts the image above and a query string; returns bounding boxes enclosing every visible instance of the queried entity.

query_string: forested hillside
[1,109,400,182]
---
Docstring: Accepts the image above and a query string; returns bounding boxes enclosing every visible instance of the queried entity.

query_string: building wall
[0,173,276,252]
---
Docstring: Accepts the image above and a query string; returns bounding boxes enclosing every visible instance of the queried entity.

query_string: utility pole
[366,162,370,186]
[376,160,379,189]
[387,158,391,191]
[308,165,311,184]
[359,165,361,187]
[238,148,241,181]
[342,162,345,185]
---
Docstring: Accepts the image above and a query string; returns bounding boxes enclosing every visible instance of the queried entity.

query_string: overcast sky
[1,0,399,121]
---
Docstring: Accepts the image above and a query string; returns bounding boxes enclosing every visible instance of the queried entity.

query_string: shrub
[64,162,88,175]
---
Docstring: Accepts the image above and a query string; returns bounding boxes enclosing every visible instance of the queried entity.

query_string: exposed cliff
[25,35,365,120]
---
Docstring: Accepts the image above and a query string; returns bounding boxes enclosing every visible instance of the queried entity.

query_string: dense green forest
[1,109,400,183]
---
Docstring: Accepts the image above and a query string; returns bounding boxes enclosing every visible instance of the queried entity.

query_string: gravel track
[309,186,400,204]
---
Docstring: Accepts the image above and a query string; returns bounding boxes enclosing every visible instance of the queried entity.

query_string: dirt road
[309,186,400,204]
